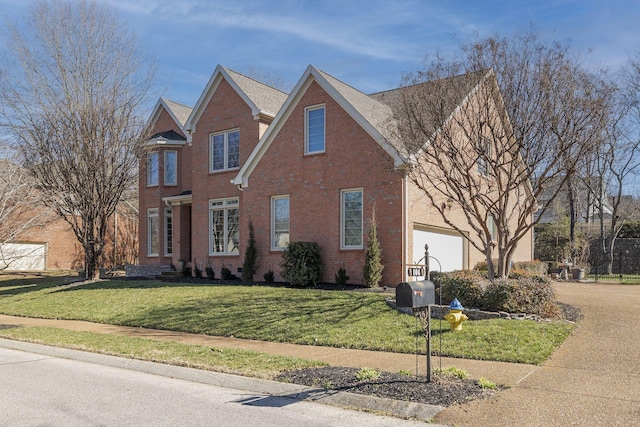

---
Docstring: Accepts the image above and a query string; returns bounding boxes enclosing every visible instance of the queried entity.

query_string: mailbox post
[396,280,435,382]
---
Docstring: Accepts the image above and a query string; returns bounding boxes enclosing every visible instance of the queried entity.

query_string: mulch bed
[275,366,500,407]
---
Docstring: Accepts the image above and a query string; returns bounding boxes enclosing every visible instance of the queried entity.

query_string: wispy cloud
[104,0,444,61]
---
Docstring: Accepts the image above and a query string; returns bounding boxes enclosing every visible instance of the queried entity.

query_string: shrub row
[431,270,559,317]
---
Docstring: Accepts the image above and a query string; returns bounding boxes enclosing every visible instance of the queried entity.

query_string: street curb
[0,338,444,422]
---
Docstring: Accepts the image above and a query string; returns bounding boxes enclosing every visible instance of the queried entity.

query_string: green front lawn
[0,277,574,365]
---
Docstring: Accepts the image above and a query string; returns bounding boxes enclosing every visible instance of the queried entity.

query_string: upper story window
[209,197,239,255]
[147,152,158,187]
[341,188,363,249]
[164,151,177,186]
[271,195,290,250]
[305,105,325,154]
[478,138,491,176]
[210,129,240,172]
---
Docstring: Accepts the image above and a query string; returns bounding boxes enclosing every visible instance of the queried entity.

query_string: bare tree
[0,0,156,279]
[394,33,612,278]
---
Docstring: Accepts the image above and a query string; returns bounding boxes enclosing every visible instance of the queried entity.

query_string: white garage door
[0,243,46,271]
[412,228,464,274]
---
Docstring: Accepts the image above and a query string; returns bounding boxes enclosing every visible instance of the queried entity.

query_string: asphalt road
[0,346,429,427]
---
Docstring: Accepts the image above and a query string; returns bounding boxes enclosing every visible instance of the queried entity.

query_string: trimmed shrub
[432,270,486,308]
[335,267,349,286]
[281,242,324,287]
[221,267,234,280]
[263,269,275,283]
[483,276,559,317]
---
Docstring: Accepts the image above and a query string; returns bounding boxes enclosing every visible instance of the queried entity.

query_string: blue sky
[1,0,639,107]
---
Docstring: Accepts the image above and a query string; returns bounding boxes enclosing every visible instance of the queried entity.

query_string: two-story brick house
[138,65,533,285]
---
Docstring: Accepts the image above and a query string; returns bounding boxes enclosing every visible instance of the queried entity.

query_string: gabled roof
[162,98,193,127]
[232,65,407,187]
[144,97,192,140]
[185,65,288,134]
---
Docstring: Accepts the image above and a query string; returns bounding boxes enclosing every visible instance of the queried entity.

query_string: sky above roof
[1,0,638,108]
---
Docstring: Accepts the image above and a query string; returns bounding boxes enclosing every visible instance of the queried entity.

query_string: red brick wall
[187,79,263,274]
[139,108,190,266]
[241,80,404,286]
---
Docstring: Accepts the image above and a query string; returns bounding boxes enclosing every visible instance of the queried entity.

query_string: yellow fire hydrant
[444,298,468,331]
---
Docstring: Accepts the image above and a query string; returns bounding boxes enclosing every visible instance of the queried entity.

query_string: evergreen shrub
[281,242,324,287]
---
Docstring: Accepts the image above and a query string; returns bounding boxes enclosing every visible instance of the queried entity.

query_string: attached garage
[0,242,47,271]
[412,226,466,274]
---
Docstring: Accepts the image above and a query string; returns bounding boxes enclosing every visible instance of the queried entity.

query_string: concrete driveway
[434,281,640,426]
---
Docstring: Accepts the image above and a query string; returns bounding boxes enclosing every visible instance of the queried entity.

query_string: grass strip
[0,326,326,379]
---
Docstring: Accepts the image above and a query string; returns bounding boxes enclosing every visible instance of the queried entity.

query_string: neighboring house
[0,160,139,271]
[138,65,533,286]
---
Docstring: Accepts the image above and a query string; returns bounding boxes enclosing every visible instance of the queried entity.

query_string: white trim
[164,207,173,257]
[340,188,364,250]
[164,150,178,186]
[163,193,192,206]
[304,104,326,155]
[147,208,159,257]
[144,137,186,148]
[271,195,290,250]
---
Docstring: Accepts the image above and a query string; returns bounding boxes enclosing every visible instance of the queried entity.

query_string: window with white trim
[164,150,177,186]
[147,152,158,186]
[164,207,173,256]
[210,129,240,172]
[209,198,239,255]
[147,208,159,256]
[341,189,363,249]
[305,105,325,154]
[271,195,290,250]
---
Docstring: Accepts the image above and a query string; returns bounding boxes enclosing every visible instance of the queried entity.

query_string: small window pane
[147,153,158,186]
[212,134,225,171]
[227,208,239,254]
[211,209,225,253]
[227,131,240,169]
[164,151,177,185]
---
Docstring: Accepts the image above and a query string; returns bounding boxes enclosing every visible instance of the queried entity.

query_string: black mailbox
[396,280,435,309]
